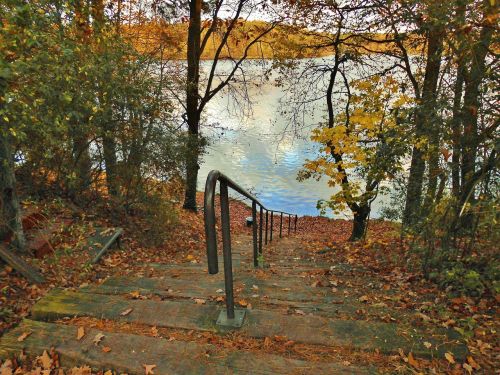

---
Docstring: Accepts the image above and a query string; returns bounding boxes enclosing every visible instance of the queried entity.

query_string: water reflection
[197,59,387,218]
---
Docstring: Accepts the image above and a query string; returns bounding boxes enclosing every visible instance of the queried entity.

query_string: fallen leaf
[295,309,305,315]
[467,355,480,370]
[407,352,419,368]
[238,299,248,307]
[39,350,52,369]
[215,289,223,293]
[151,326,159,337]
[143,364,156,375]
[17,332,31,342]
[358,295,369,303]
[130,291,140,299]
[445,352,455,364]
[423,341,432,349]
[104,371,113,375]
[463,363,473,374]
[252,285,259,290]
[102,346,111,353]
[77,327,85,341]
[194,298,206,305]
[120,308,133,316]
[263,337,271,348]
[186,254,194,261]
[93,333,105,346]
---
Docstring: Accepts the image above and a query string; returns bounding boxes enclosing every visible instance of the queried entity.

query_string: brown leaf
[143,364,156,375]
[93,333,105,346]
[102,346,111,353]
[194,298,206,305]
[238,299,248,307]
[17,332,31,342]
[151,326,159,337]
[467,355,480,370]
[77,327,85,341]
[407,352,419,368]
[263,337,271,348]
[39,350,52,369]
[445,352,455,364]
[130,291,140,299]
[358,295,369,303]
[120,308,133,316]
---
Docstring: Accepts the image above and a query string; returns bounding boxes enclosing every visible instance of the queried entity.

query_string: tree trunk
[183,0,202,211]
[403,26,444,226]
[103,130,119,196]
[70,126,92,197]
[70,1,92,198]
[460,6,493,196]
[0,130,26,252]
[451,1,467,198]
[350,205,370,241]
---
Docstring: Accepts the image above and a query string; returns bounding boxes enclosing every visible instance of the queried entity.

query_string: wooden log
[88,227,123,264]
[0,244,44,283]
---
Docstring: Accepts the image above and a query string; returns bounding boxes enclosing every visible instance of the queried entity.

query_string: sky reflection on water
[196,60,388,218]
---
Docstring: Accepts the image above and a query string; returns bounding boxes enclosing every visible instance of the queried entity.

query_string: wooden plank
[85,275,341,305]
[88,227,123,264]
[82,276,395,318]
[0,244,44,283]
[0,320,370,374]
[31,289,467,359]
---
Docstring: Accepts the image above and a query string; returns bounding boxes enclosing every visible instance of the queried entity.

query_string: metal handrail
[204,170,298,324]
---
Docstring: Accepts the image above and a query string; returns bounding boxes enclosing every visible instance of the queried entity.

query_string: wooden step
[30,289,467,360]
[82,276,399,319]
[0,319,370,374]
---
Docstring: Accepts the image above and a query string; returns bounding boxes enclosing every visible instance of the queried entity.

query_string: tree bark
[103,130,119,196]
[0,129,27,252]
[422,26,445,213]
[350,205,370,241]
[92,0,119,197]
[460,3,494,196]
[70,0,92,198]
[450,1,467,198]
[403,26,444,226]
[183,0,202,211]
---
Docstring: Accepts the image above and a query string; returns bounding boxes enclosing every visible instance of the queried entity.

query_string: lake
[196,58,390,218]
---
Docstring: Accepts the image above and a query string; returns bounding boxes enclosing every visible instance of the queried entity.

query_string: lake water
[196,58,389,218]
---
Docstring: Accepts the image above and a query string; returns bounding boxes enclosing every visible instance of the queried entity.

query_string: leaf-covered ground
[0,194,498,374]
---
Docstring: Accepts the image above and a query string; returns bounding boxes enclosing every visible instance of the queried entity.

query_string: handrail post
[270,211,273,242]
[265,210,269,245]
[219,181,235,319]
[252,201,258,267]
[288,214,291,235]
[259,206,263,255]
[294,215,298,233]
[279,212,283,238]
[259,206,264,254]
[204,172,219,275]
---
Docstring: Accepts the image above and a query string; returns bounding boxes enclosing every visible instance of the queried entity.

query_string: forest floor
[0,193,497,374]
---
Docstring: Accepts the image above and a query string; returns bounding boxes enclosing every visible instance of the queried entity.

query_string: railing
[204,170,298,327]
